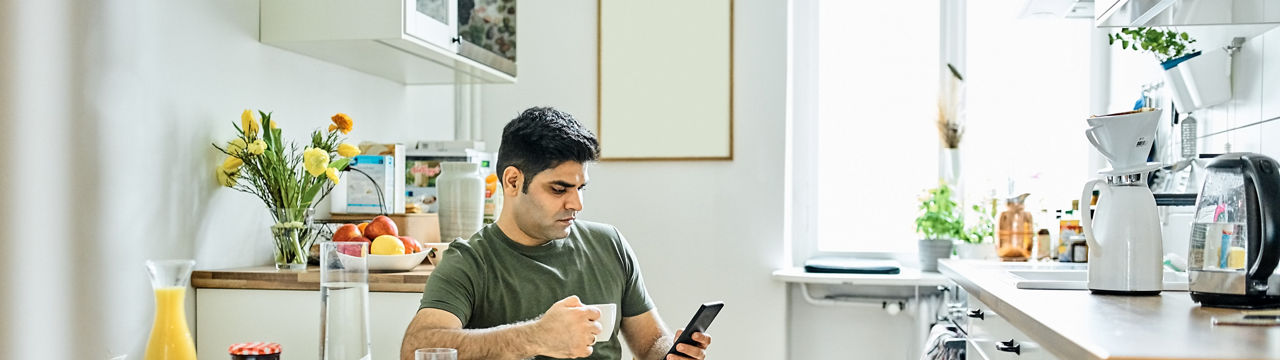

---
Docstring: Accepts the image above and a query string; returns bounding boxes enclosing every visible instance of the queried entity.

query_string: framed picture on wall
[597,0,734,161]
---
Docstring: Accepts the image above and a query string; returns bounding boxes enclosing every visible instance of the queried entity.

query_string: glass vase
[270,207,317,270]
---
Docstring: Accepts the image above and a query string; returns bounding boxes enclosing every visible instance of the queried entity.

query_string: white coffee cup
[586,303,617,343]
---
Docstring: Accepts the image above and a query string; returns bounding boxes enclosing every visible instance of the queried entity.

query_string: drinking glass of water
[320,241,371,360]
[415,348,458,360]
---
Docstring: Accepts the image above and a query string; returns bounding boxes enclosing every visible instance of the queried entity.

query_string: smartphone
[666,301,724,358]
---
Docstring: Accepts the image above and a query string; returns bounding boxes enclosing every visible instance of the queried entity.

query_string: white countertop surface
[940,259,1280,360]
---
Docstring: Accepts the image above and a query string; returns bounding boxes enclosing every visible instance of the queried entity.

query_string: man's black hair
[497,107,600,193]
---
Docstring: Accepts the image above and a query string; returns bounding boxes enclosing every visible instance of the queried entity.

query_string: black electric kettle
[1188,153,1280,308]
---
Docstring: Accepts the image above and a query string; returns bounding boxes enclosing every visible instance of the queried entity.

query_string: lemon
[371,235,406,255]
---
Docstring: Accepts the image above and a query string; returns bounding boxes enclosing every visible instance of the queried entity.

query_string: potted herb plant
[955,203,996,260]
[1109,27,1228,111]
[915,183,962,272]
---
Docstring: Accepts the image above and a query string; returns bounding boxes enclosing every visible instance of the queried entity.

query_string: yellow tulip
[337,143,361,158]
[215,168,238,187]
[227,138,247,156]
[221,155,244,170]
[247,139,267,155]
[328,113,353,134]
[269,120,278,129]
[241,109,260,137]
[303,148,329,177]
[325,167,340,184]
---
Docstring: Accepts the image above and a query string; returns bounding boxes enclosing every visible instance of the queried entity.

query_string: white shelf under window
[771,267,951,287]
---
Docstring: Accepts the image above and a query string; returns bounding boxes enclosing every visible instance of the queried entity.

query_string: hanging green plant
[1108,27,1197,64]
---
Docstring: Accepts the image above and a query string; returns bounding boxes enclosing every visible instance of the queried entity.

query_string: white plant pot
[1163,50,1231,112]
[955,241,996,260]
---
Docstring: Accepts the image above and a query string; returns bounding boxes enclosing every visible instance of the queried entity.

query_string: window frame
[786,0,967,266]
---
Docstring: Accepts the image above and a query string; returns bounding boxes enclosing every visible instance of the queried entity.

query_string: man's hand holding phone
[666,329,712,360]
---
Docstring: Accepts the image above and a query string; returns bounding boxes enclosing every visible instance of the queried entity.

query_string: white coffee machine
[1080,109,1165,295]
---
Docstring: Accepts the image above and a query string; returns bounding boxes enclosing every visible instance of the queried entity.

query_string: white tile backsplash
[1264,29,1280,121]
[1196,26,1280,155]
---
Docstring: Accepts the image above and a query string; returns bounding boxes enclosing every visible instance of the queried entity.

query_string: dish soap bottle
[997,193,1034,261]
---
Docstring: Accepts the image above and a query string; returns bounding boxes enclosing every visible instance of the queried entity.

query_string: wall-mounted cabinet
[261,0,516,85]
[1096,0,1280,28]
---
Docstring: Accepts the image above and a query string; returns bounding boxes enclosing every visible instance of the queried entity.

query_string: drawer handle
[967,309,984,320]
[996,339,1021,355]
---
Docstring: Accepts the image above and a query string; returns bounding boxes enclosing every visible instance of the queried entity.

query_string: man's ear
[502,166,522,195]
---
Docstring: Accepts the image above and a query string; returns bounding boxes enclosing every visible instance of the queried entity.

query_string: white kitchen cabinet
[260,0,515,84]
[195,288,422,360]
[964,293,1057,360]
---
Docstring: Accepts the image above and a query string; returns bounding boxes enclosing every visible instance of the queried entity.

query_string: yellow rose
[247,139,267,155]
[303,148,329,177]
[241,109,260,137]
[337,143,361,158]
[328,113,353,134]
[221,155,244,170]
[227,138,247,156]
[325,167,340,184]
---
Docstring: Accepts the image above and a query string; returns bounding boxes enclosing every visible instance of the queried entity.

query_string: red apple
[364,215,399,240]
[331,224,363,243]
[398,236,421,253]
[336,240,369,257]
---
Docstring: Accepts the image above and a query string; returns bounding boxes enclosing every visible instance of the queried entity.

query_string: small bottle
[1059,201,1081,262]
[1090,190,1099,219]
[1036,228,1051,261]
[1051,210,1063,260]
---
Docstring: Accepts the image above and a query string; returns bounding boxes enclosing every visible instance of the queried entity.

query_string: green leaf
[329,157,351,170]
[1122,40,1129,49]
[302,182,322,205]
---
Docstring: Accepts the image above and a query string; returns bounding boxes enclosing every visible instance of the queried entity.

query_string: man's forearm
[400,320,545,360]
[640,334,675,360]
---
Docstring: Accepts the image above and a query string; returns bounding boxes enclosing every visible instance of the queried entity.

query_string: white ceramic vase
[437,162,485,242]
[955,241,996,260]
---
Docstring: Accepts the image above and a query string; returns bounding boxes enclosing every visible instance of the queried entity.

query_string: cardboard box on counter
[325,213,440,243]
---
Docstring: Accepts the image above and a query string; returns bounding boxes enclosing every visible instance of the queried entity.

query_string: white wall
[2,0,453,357]
[479,0,790,359]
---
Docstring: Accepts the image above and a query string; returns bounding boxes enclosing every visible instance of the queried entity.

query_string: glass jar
[437,162,485,242]
[997,194,1034,261]
[228,342,281,360]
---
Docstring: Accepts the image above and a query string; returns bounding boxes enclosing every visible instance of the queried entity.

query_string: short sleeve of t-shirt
[612,226,655,318]
[419,241,480,326]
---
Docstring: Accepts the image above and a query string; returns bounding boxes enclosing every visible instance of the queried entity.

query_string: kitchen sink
[1005,267,1188,291]
[1009,270,1088,282]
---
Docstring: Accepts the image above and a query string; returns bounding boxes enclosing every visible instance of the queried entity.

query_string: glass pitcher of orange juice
[145,259,197,360]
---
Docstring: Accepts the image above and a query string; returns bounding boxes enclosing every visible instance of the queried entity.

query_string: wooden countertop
[193,264,433,293]
[940,259,1280,360]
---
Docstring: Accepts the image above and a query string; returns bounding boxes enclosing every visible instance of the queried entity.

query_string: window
[790,0,1092,255]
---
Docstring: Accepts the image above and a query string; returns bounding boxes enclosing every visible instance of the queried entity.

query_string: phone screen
[667,301,724,357]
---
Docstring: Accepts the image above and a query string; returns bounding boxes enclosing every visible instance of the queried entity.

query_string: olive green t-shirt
[419,220,655,360]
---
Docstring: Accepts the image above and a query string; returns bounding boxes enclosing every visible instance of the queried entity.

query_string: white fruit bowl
[367,251,429,272]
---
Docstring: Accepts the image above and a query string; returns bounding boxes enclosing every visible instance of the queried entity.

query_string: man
[401,107,713,360]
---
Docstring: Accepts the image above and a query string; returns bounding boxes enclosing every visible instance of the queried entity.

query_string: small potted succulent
[915,183,962,272]
[1109,27,1228,111]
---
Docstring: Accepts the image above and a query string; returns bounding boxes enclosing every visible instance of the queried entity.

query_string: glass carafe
[998,194,1035,261]
[145,259,197,360]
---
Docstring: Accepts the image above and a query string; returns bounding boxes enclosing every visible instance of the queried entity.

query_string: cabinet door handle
[967,309,984,320]
[996,339,1021,355]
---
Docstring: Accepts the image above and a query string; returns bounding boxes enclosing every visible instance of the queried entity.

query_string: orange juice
[145,287,196,360]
